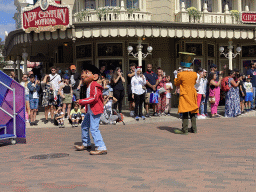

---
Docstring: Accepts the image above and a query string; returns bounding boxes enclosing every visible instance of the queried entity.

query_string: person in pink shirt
[156,68,167,116]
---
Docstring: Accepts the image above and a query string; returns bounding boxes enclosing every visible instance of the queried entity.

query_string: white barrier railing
[73,9,151,23]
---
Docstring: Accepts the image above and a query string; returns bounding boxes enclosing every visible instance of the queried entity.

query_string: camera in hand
[109,97,113,100]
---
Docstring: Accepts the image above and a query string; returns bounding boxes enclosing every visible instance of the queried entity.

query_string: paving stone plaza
[0,115,255,191]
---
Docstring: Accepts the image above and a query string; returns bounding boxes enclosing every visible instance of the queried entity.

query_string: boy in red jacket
[74,64,107,155]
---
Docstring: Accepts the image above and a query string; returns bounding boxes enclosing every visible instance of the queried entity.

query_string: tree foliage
[0,38,6,69]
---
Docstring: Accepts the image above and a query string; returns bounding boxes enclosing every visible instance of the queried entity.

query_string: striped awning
[4,22,256,56]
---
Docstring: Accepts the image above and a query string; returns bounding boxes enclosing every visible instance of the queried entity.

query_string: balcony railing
[176,3,241,24]
[73,5,151,23]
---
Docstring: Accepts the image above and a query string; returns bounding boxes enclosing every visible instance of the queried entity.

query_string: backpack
[221,76,230,92]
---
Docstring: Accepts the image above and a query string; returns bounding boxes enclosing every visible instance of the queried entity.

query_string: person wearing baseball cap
[70,64,81,102]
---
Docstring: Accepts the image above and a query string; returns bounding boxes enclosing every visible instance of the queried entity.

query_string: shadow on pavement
[157,126,179,133]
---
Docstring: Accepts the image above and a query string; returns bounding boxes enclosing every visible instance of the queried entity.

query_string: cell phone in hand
[109,97,113,100]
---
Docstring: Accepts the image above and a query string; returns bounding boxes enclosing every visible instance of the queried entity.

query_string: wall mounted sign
[22,0,71,33]
[241,12,256,23]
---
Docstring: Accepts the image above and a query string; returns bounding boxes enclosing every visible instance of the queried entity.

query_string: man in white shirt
[49,66,61,120]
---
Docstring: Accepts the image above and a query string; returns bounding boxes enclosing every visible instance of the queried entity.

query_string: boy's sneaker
[72,124,75,127]
[161,113,166,116]
[110,121,116,125]
[62,124,65,128]
[75,123,78,127]
[135,116,139,121]
[145,113,151,118]
[141,116,146,120]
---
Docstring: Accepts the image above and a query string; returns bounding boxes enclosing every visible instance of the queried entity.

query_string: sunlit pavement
[0,114,256,191]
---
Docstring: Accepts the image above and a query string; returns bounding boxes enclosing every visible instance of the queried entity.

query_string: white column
[137,37,142,67]
[228,39,233,70]
[139,0,142,11]
[233,0,242,12]
[16,56,21,81]
[192,0,201,11]
[175,0,180,13]
[22,51,28,75]
[217,0,222,13]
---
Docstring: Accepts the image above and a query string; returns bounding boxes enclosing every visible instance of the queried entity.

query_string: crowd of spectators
[8,61,256,127]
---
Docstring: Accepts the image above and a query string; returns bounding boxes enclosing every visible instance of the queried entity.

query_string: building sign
[241,12,256,23]
[22,0,71,33]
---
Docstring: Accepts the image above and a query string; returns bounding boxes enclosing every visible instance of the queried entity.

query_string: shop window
[85,0,96,9]
[207,59,214,72]
[222,0,232,12]
[99,60,123,72]
[127,0,139,9]
[58,46,63,63]
[98,43,123,57]
[180,0,191,9]
[176,44,180,58]
[77,60,93,71]
[208,44,214,57]
[201,0,212,12]
[76,44,92,59]
[186,43,202,56]
[242,45,256,57]
[193,59,202,72]
[105,0,117,6]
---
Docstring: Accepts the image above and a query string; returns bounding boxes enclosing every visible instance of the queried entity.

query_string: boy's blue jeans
[200,97,206,115]
[81,113,107,150]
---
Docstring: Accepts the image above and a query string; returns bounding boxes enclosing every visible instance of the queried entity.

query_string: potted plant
[187,7,201,23]
[230,10,240,23]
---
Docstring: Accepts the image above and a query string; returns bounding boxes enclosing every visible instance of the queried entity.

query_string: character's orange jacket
[79,81,104,115]
[174,71,199,114]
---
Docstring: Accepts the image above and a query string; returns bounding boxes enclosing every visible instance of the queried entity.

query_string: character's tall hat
[179,52,196,68]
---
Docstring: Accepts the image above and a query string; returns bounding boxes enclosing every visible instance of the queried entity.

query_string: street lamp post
[127,37,153,67]
[219,40,241,70]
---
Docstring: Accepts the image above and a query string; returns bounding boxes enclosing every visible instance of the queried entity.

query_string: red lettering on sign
[242,12,256,23]
[22,4,70,33]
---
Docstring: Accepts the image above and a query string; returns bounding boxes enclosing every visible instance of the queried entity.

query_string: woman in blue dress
[225,70,241,117]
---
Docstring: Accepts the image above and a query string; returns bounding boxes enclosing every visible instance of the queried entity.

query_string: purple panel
[17,107,25,121]
[10,81,25,113]
[6,119,13,135]
[0,84,8,106]
[15,115,25,138]
[0,70,26,140]
[0,71,13,88]
[0,111,11,125]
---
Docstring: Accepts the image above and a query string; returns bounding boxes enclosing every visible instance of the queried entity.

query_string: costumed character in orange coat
[174,52,199,134]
